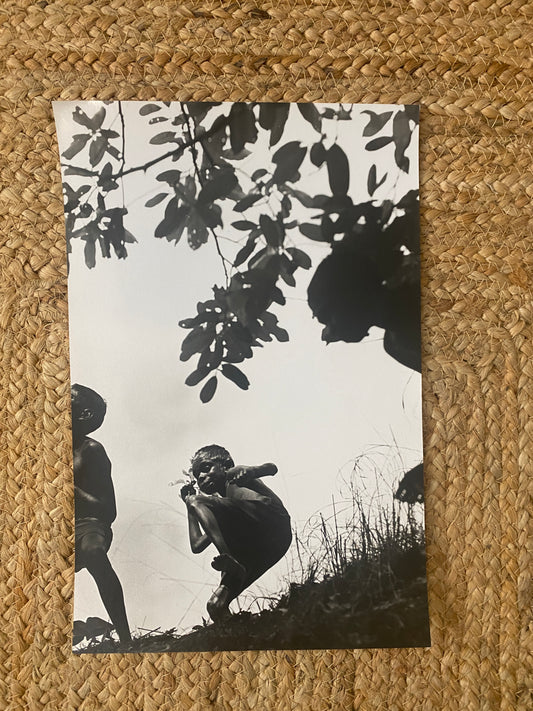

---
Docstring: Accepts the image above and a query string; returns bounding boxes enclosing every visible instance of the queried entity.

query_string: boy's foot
[211,554,246,586]
[206,585,233,622]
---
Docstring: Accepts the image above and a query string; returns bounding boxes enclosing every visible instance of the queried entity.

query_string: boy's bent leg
[206,585,234,622]
[188,497,247,621]
[207,555,246,621]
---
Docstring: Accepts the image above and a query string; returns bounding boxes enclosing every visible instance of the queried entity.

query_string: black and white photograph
[53,100,430,653]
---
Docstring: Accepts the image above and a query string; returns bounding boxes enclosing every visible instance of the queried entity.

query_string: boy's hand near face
[180,482,196,503]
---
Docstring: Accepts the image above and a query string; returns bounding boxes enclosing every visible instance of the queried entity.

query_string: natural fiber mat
[1,1,531,709]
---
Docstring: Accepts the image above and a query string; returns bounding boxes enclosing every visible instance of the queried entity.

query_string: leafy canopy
[60,101,419,401]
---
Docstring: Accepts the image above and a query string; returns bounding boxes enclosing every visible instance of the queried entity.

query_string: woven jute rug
[1,1,531,709]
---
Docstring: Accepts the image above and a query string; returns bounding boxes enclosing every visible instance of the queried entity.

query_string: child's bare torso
[74,436,116,523]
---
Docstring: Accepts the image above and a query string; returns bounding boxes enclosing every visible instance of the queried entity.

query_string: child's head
[71,384,107,434]
[191,445,234,494]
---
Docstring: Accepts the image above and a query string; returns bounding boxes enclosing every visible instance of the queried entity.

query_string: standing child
[71,384,131,645]
[181,444,292,622]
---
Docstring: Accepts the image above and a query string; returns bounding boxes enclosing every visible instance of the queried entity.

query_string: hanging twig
[180,102,230,285]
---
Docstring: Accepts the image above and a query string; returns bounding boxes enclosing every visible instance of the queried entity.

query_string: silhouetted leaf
[221,364,249,390]
[252,168,268,181]
[258,103,276,130]
[365,136,394,151]
[199,339,224,371]
[99,165,114,183]
[73,106,106,131]
[101,129,120,140]
[150,131,177,145]
[64,165,94,177]
[299,223,325,241]
[380,200,395,226]
[280,194,291,218]
[107,145,121,160]
[222,147,251,161]
[337,107,352,120]
[326,145,349,196]
[232,220,256,231]
[156,170,181,185]
[396,190,419,211]
[404,105,419,123]
[72,107,93,129]
[145,192,168,207]
[396,154,410,173]
[181,326,216,361]
[272,325,289,342]
[287,247,312,269]
[367,165,388,197]
[310,142,327,167]
[234,193,262,212]
[229,104,258,154]
[165,210,188,244]
[286,187,315,208]
[280,254,296,286]
[84,239,96,268]
[393,110,412,173]
[140,103,163,116]
[62,133,91,160]
[248,247,267,270]
[179,311,220,329]
[272,141,306,184]
[89,136,107,166]
[154,198,180,238]
[362,110,393,137]
[187,102,220,122]
[200,376,218,403]
[367,164,377,196]
[196,202,222,229]
[260,214,283,248]
[321,214,335,241]
[198,169,238,204]
[185,366,212,386]
[79,203,93,218]
[297,103,322,132]
[233,237,257,267]
[259,103,290,146]
[250,252,281,277]
[186,212,209,249]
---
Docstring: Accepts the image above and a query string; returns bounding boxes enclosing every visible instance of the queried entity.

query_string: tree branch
[62,114,232,183]
[181,102,230,285]
[118,101,126,175]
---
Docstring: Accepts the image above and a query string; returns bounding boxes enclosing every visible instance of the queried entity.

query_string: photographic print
[53,100,430,653]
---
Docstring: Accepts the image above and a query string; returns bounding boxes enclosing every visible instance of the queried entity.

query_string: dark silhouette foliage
[394,463,425,504]
[60,101,420,399]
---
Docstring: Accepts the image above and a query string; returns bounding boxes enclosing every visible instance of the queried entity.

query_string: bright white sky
[54,101,423,637]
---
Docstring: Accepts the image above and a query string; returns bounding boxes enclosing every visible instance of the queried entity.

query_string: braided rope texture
[0,0,531,709]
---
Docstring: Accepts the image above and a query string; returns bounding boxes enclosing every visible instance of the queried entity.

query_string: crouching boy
[181,445,292,622]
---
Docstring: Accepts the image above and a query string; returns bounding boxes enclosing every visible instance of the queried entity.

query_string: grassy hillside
[75,487,430,653]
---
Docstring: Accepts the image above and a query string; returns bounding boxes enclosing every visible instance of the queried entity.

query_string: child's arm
[180,485,210,554]
[226,463,277,484]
